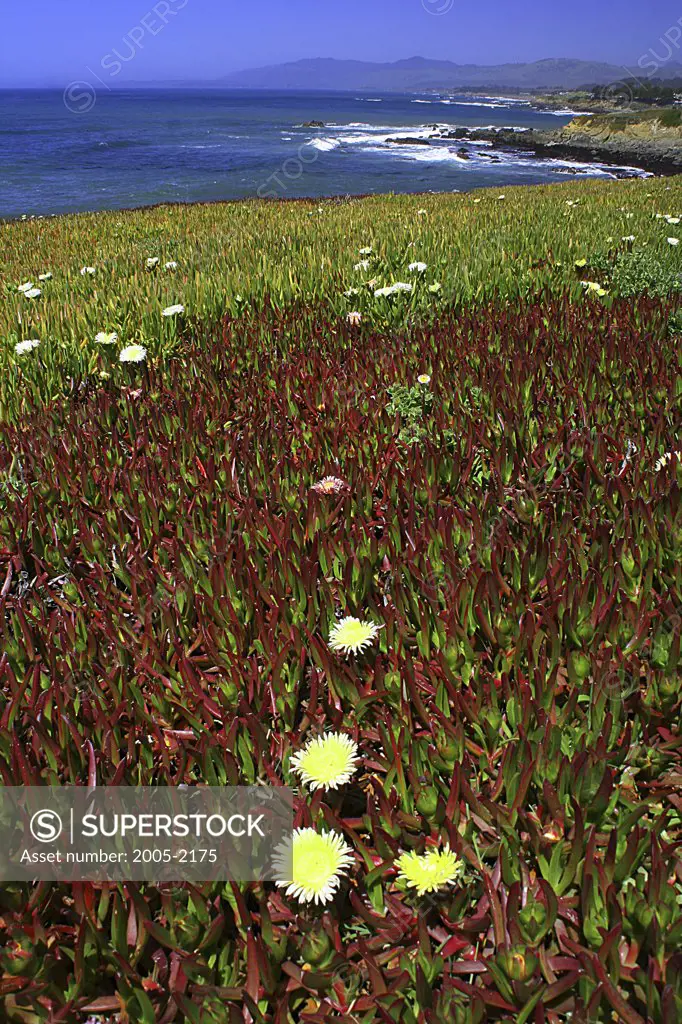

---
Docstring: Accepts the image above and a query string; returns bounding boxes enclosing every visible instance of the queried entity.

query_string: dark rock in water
[456,147,470,160]
[390,136,431,146]
[303,120,325,128]
[436,128,470,141]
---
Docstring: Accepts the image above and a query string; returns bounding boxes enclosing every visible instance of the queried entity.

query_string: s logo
[30,810,63,843]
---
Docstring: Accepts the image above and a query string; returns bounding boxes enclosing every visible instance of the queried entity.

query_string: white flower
[162,304,185,317]
[668,238,679,247]
[622,235,635,242]
[374,282,413,298]
[164,261,178,270]
[359,247,373,255]
[38,272,52,281]
[498,194,506,200]
[146,257,160,269]
[418,209,427,215]
[655,451,681,472]
[95,331,118,345]
[311,476,349,495]
[81,266,96,275]
[23,288,41,299]
[290,733,360,791]
[119,345,147,363]
[417,373,431,385]
[346,312,362,326]
[408,262,427,274]
[665,216,680,225]
[17,282,34,293]
[354,260,371,272]
[472,197,481,203]
[344,287,359,297]
[15,339,41,355]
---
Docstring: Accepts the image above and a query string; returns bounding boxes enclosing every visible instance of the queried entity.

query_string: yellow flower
[581,281,608,297]
[396,846,464,897]
[275,828,354,905]
[328,616,380,655]
[291,733,359,791]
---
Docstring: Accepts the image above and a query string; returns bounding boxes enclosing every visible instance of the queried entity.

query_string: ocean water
[0,89,649,218]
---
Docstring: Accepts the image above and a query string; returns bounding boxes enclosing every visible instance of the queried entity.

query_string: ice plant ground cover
[0,178,681,1021]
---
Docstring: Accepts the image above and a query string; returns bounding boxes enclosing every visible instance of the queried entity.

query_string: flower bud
[621,548,637,578]
[301,927,333,967]
[496,946,538,982]
[658,677,679,706]
[569,651,591,681]
[416,784,439,819]
[436,735,460,769]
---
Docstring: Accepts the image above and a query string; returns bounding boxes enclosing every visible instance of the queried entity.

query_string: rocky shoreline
[423,125,682,177]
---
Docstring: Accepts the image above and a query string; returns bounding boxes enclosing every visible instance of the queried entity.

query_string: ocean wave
[306,137,342,151]
[305,130,651,180]
[475,95,532,106]
[542,157,651,178]
[448,99,538,110]
[292,116,651,182]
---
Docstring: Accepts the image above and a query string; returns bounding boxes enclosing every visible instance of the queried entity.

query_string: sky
[0,0,680,86]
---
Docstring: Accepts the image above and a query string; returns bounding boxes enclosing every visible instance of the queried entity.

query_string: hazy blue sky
[1,0,680,86]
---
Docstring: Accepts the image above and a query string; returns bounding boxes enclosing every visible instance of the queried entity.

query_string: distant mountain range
[218,56,682,93]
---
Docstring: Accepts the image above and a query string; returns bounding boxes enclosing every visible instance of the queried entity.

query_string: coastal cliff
[452,111,682,176]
